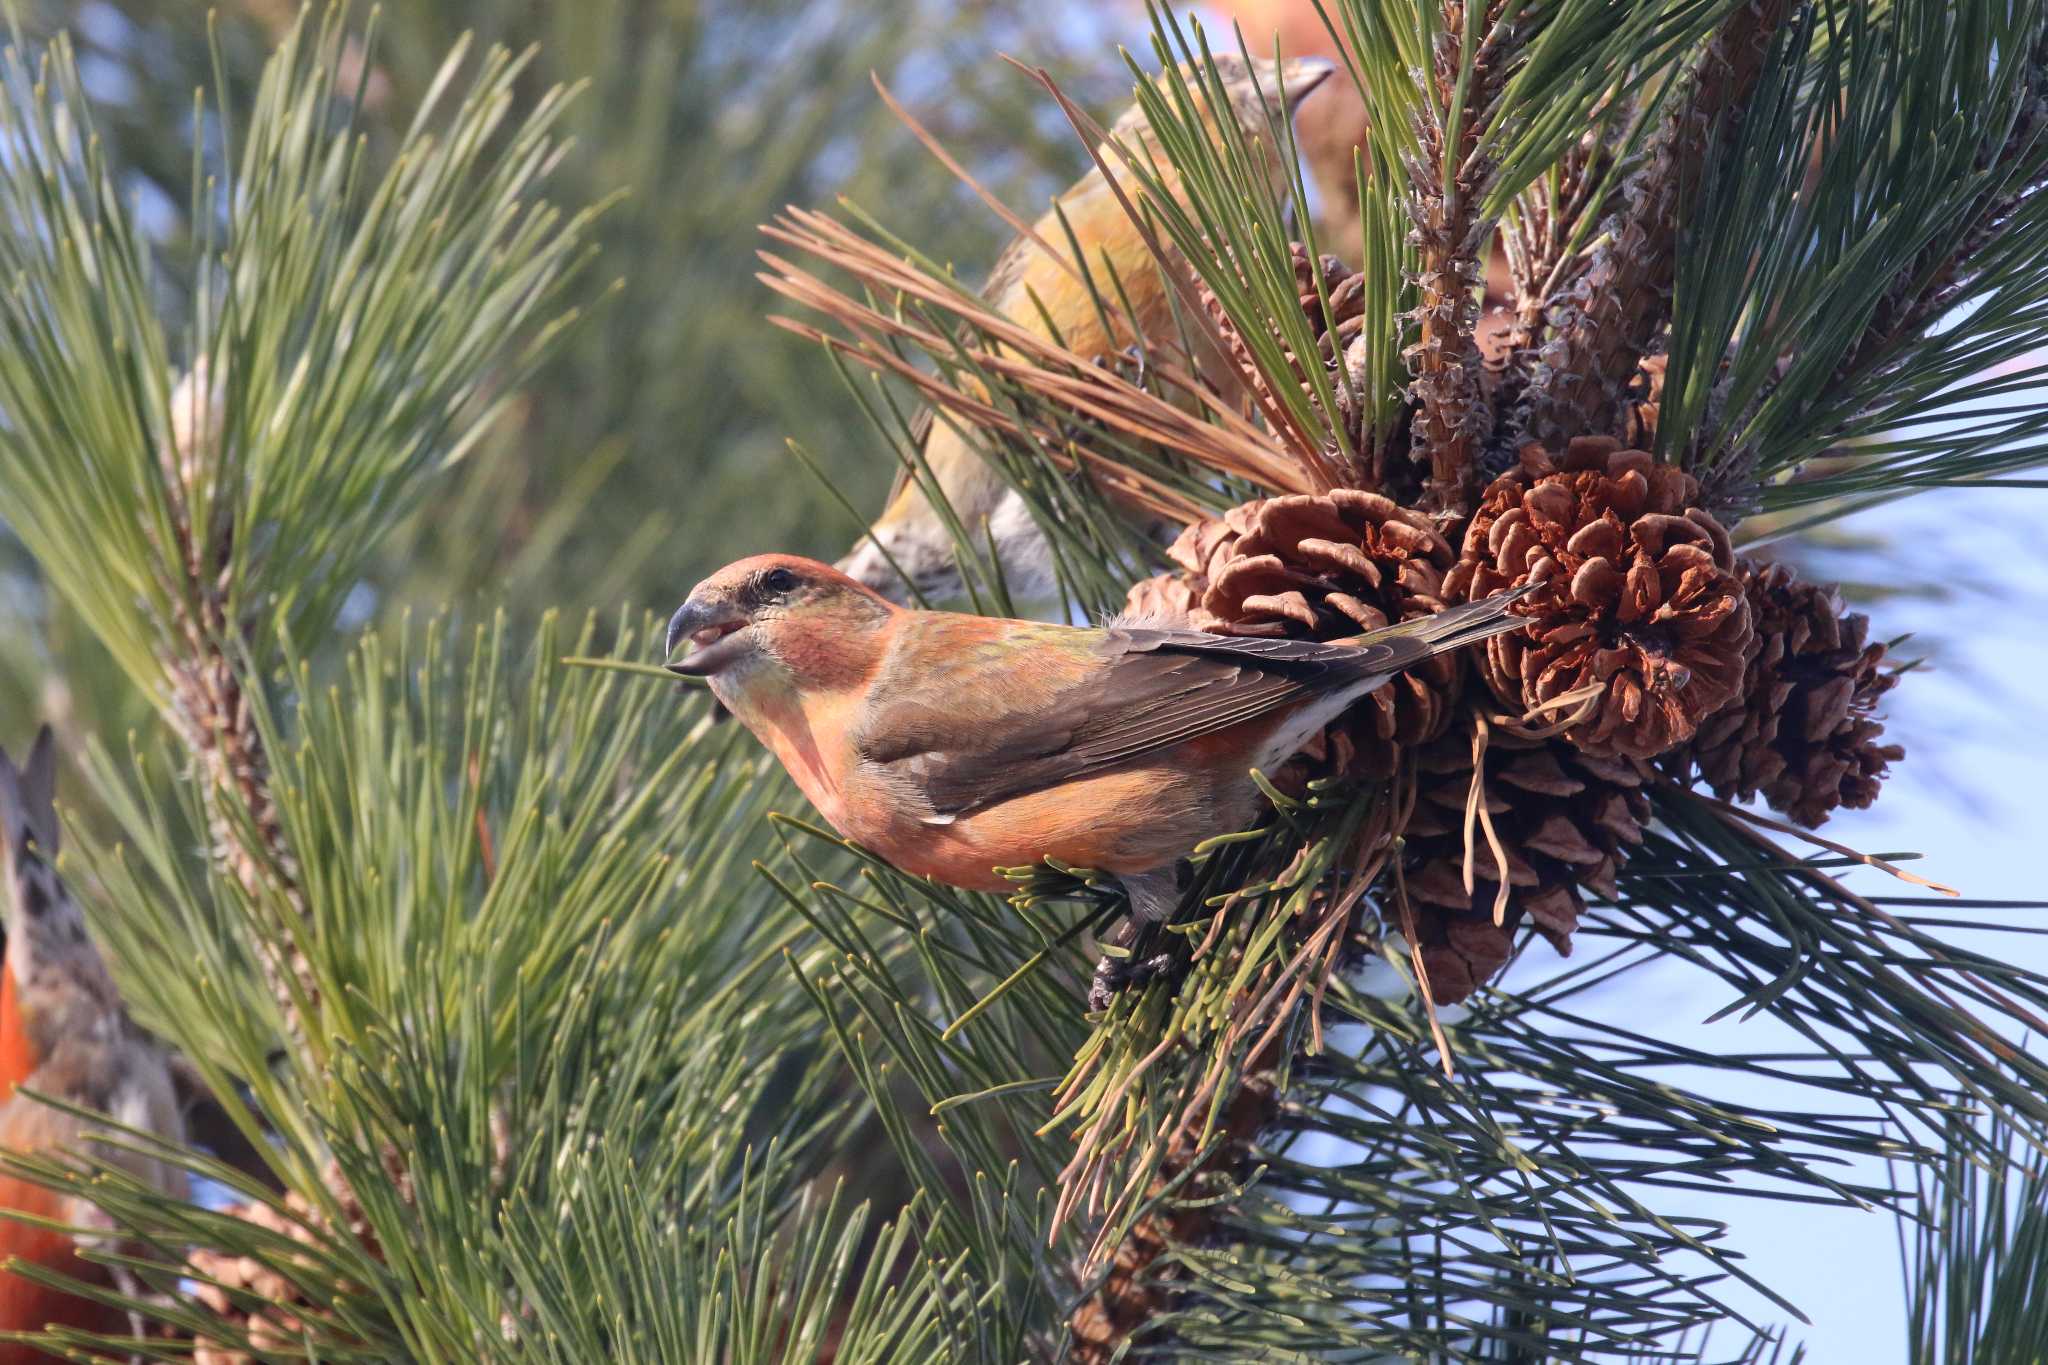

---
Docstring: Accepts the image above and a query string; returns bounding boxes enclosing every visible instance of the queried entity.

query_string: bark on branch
[1519,0,1793,447]
[1405,2,1516,517]
[155,363,319,1044]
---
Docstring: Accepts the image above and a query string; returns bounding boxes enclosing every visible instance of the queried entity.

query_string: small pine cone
[188,1163,376,1363]
[1200,242,1370,457]
[1398,710,1654,1003]
[1683,560,1904,826]
[1157,490,1464,780]
[1447,436,1754,760]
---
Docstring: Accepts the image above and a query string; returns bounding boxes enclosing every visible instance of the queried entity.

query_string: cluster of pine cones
[1125,248,1903,1003]
[184,1162,379,1363]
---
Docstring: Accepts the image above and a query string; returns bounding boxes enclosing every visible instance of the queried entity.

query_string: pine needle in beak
[560,657,709,686]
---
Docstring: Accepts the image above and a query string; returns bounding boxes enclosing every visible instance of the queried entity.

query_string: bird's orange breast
[0,1176,123,1360]
[0,968,32,1102]
[737,685,867,835]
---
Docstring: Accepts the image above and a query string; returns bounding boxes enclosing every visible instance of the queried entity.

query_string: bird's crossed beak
[1279,57,1336,111]
[665,599,750,677]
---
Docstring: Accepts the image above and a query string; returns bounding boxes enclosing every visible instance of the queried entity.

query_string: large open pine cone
[1682,560,1903,826]
[1125,490,1462,779]
[1398,708,1653,1003]
[1447,436,1753,760]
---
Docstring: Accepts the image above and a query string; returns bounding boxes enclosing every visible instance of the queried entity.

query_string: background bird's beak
[1279,57,1336,111]
[665,599,750,677]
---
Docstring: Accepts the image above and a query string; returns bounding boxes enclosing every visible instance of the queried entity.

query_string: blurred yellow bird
[837,53,1334,605]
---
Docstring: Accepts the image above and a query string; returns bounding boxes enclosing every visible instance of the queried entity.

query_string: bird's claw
[1119,343,1149,391]
[1088,344,1151,392]
[1088,948,1178,1011]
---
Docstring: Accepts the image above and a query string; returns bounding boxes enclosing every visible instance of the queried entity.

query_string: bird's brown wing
[858,622,1424,819]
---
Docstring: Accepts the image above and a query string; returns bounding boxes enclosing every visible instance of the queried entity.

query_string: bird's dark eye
[762,567,800,596]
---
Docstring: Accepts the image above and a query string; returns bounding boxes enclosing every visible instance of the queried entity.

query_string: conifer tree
[0,2,2043,1362]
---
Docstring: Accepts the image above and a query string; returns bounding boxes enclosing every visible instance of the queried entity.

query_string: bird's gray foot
[1087,867,1189,1010]
[1088,939,1177,1010]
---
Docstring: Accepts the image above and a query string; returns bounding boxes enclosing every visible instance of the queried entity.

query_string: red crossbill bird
[836,53,1334,606]
[667,555,1530,1002]
[0,730,183,1360]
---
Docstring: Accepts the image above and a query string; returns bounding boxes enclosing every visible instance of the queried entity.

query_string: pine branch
[1902,1112,2048,1360]
[1520,0,1792,446]
[1405,1,1516,516]
[1660,0,2048,507]
[1495,126,1630,426]
[159,460,314,1040]
[1831,46,2048,394]
[0,13,597,1046]
[56,614,863,1360]
[1500,153,1582,356]
[1066,1047,1279,1363]
[153,369,308,1025]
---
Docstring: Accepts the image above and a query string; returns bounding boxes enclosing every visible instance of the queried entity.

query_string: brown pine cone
[1199,242,1370,460]
[1398,708,1653,1003]
[188,1163,376,1363]
[1129,490,1464,780]
[1683,560,1904,826]
[1447,436,1753,760]
[1121,566,1203,626]
[1118,503,1241,625]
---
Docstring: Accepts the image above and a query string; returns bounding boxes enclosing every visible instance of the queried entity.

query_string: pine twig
[1494,137,1607,420]
[155,382,317,1040]
[1066,1045,1281,1364]
[1405,2,1515,516]
[1519,0,1793,447]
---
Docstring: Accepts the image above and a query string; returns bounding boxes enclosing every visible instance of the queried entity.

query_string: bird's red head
[666,555,897,697]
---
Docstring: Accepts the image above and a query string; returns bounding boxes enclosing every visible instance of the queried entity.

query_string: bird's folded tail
[1346,583,1538,659]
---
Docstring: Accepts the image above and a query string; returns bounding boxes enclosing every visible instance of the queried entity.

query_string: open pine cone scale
[1133,489,1463,783]
[1118,237,1903,1005]
[1448,436,1754,760]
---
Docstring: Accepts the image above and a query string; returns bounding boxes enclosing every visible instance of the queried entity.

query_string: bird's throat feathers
[715,668,851,825]
[710,611,892,827]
